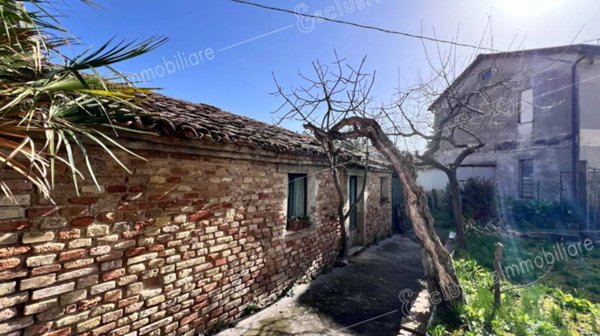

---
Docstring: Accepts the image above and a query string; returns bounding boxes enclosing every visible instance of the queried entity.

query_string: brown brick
[189,211,212,222]
[69,197,98,205]
[60,206,88,218]
[24,298,58,315]
[70,217,95,227]
[31,264,61,276]
[22,232,55,244]
[107,185,127,193]
[0,220,31,232]
[59,249,87,261]
[0,316,34,334]
[25,207,58,218]
[0,269,27,281]
[0,292,28,309]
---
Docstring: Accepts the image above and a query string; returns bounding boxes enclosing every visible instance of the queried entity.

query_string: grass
[431,210,600,335]
[431,210,600,302]
[458,231,600,303]
[431,258,600,336]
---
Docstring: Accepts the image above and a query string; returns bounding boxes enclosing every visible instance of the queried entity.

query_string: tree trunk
[448,173,466,249]
[326,118,464,306]
[331,163,350,262]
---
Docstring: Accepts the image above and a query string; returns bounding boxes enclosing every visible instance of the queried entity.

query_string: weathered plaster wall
[578,56,600,169]
[433,52,578,201]
[0,145,392,336]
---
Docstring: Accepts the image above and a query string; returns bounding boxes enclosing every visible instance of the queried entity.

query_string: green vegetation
[431,258,600,335]
[458,231,600,302]
[499,198,574,230]
[1,1,166,200]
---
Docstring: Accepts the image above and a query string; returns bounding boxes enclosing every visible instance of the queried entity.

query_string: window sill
[285,225,316,240]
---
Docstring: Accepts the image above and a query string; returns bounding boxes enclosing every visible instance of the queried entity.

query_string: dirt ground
[215,234,424,336]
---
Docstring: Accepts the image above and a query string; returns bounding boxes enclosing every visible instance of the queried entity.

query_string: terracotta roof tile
[131,93,325,156]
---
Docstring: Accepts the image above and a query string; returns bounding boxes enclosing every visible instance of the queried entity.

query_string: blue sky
[58,0,600,131]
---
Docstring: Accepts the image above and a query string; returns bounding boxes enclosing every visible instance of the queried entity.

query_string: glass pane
[288,174,307,218]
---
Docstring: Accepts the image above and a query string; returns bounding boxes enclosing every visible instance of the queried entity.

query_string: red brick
[69,197,98,205]
[147,244,164,252]
[0,246,30,258]
[118,296,138,308]
[189,211,212,222]
[58,229,80,240]
[107,185,127,193]
[122,230,141,239]
[181,312,199,326]
[103,268,125,281]
[215,258,227,266]
[0,268,27,280]
[125,247,145,257]
[31,264,61,275]
[59,249,87,261]
[203,282,217,293]
[70,216,94,227]
[0,220,31,231]
[97,251,123,262]
[0,257,20,270]
[45,327,71,336]
[105,289,122,302]
[78,296,101,311]
[24,322,52,336]
[134,220,154,231]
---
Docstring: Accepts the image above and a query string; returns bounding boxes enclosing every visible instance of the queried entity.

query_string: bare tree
[274,55,463,305]
[274,54,372,263]
[381,42,515,249]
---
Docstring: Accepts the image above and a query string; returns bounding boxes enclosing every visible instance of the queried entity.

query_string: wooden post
[493,242,504,309]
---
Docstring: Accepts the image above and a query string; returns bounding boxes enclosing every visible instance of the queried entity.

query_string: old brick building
[0,94,393,335]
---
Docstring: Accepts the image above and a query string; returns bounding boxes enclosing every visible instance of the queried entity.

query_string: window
[479,68,493,81]
[519,159,534,199]
[518,88,533,123]
[287,174,307,219]
[380,176,390,205]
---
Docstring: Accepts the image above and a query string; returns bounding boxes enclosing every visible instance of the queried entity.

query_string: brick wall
[0,145,391,336]
[365,173,393,245]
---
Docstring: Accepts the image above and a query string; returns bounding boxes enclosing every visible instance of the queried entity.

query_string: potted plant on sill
[287,214,312,231]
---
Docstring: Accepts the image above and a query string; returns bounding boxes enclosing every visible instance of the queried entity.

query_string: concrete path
[216,234,424,336]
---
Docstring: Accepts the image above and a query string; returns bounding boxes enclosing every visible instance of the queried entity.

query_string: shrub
[461,177,496,223]
[500,198,571,230]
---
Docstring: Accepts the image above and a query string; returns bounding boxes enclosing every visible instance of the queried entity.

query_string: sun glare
[495,0,564,17]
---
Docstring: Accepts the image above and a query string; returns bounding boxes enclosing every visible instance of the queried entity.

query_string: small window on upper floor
[479,68,493,82]
[518,88,533,123]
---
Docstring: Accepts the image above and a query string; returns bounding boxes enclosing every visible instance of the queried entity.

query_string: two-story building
[419,44,600,230]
